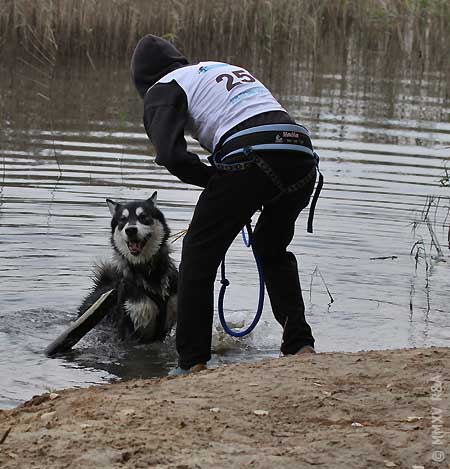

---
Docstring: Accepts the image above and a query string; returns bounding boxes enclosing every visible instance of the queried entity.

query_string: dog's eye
[119,215,128,222]
[138,214,149,223]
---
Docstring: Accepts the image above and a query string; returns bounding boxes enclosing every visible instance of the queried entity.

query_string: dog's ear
[148,191,158,207]
[106,199,118,216]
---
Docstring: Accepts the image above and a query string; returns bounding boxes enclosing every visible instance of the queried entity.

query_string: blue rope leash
[218,222,265,337]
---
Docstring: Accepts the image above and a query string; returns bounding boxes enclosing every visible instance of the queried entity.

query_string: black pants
[176,152,316,369]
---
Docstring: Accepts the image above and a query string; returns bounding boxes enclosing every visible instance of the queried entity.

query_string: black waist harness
[210,124,323,233]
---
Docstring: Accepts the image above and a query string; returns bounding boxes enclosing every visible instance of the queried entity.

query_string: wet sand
[1,347,449,469]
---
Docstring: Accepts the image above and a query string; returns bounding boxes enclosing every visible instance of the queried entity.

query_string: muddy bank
[1,347,449,468]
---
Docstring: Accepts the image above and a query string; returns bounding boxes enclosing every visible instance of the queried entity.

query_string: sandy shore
[0,347,449,469]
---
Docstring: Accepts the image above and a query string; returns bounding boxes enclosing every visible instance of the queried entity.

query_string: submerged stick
[370,256,398,260]
[426,217,444,258]
[45,289,116,357]
[309,266,334,306]
[409,283,415,319]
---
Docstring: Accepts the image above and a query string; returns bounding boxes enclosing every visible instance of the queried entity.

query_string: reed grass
[1,0,449,76]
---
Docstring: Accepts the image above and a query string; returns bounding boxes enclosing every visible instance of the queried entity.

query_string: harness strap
[308,167,323,234]
[217,124,313,164]
[222,143,314,161]
[221,123,311,146]
[252,150,322,233]
[252,151,316,198]
[211,124,323,233]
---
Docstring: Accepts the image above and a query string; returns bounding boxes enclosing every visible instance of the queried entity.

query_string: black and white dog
[78,192,178,342]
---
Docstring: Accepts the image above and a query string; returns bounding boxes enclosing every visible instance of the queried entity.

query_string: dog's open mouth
[127,240,147,256]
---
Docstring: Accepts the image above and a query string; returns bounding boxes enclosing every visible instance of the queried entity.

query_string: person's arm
[143,81,215,188]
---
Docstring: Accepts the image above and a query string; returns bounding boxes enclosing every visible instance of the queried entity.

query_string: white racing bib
[156,61,285,152]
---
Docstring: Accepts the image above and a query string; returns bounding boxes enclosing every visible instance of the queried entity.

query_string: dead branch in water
[309,266,334,307]
[413,196,448,258]
[370,256,398,260]
[438,158,450,251]
[448,224,450,251]
[410,239,431,314]
[426,217,444,258]
[409,283,414,318]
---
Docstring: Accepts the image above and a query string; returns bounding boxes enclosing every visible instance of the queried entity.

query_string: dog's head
[106,192,169,264]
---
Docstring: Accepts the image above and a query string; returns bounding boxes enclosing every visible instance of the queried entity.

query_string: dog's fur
[78,192,178,342]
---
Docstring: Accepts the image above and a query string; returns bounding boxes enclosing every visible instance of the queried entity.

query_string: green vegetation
[1,0,449,75]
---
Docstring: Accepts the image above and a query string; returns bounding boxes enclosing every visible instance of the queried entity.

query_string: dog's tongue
[129,242,142,255]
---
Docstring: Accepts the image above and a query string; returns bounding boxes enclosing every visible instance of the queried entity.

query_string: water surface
[1,63,449,408]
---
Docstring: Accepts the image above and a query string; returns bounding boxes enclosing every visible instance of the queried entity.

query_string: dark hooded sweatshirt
[131,35,293,188]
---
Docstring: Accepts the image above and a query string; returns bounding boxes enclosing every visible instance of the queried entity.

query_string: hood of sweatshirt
[130,35,189,99]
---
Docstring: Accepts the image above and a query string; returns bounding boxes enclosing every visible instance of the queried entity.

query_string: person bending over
[131,35,319,374]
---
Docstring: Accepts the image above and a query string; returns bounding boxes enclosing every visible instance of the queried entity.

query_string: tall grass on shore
[1,0,450,77]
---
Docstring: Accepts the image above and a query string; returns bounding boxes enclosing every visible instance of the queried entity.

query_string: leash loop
[220,260,230,287]
[218,222,265,337]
